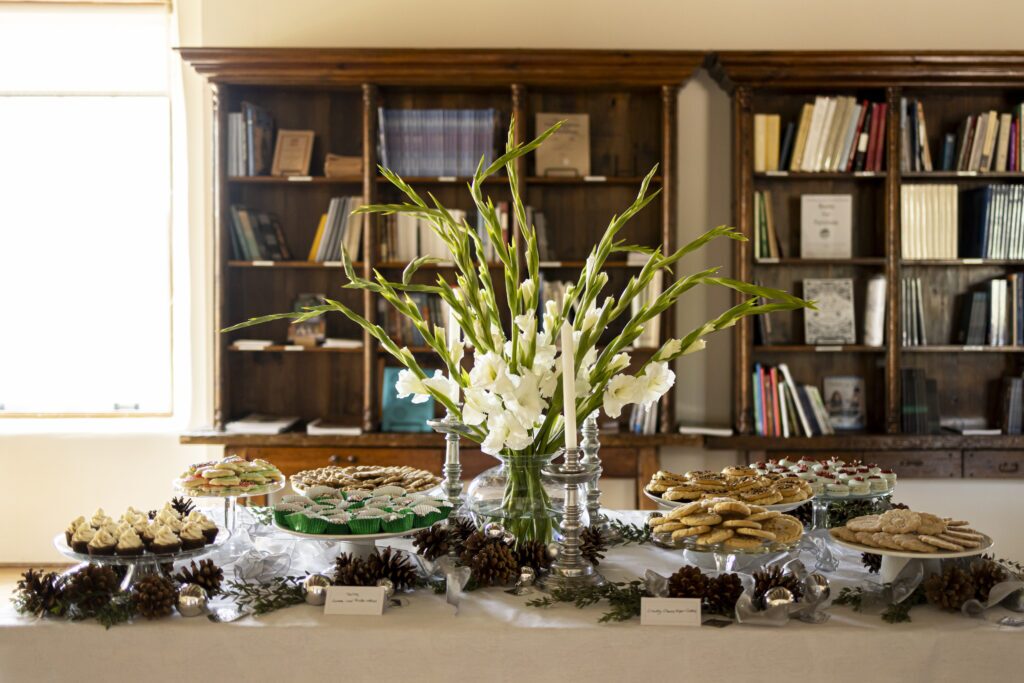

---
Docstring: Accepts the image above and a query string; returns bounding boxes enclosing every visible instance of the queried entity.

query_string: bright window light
[0,6,172,416]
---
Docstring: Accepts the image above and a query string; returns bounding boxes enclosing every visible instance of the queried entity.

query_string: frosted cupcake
[344,490,372,503]
[71,526,96,554]
[116,529,144,556]
[87,528,117,556]
[151,526,182,554]
[65,516,87,544]
[826,481,850,497]
[90,508,112,529]
[303,485,338,500]
[372,485,407,498]
[187,511,219,542]
[179,522,206,550]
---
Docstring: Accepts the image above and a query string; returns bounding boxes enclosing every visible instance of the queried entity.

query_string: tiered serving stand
[830,530,994,582]
[173,479,285,532]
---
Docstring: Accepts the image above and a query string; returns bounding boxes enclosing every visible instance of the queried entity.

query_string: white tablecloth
[2,511,1022,683]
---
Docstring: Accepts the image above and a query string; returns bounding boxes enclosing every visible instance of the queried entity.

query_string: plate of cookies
[644,466,813,513]
[828,509,993,558]
[647,497,804,554]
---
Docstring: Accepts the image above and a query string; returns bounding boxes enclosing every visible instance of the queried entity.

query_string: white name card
[324,586,386,616]
[640,598,701,626]
[961,258,984,265]
[323,260,344,267]
[814,345,843,352]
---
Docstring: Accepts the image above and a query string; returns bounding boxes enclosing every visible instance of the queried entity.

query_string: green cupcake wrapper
[285,511,307,531]
[273,510,292,526]
[414,511,444,528]
[302,516,328,534]
[323,520,350,534]
[382,515,413,533]
[347,517,381,534]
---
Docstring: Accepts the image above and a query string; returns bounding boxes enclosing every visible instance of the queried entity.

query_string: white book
[306,418,362,436]
[778,381,790,438]
[825,97,853,171]
[864,274,887,346]
[811,97,838,172]
[801,96,829,171]
[677,425,734,437]
[233,339,273,350]
[800,194,852,258]
[837,102,862,171]
[900,185,912,259]
[969,113,988,171]
[778,363,813,437]
[225,413,299,435]
[914,278,928,345]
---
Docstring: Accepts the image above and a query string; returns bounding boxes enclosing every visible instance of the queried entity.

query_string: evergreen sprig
[247,506,273,526]
[609,520,652,545]
[526,580,649,623]
[223,576,306,616]
[833,584,927,624]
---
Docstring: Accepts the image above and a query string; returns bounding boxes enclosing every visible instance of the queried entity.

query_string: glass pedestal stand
[174,481,285,533]
[272,522,411,560]
[804,490,894,572]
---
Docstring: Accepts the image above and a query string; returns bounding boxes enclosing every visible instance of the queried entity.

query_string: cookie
[678,513,723,527]
[666,501,704,519]
[938,533,981,549]
[646,483,671,493]
[671,525,711,540]
[695,528,735,545]
[722,519,762,529]
[762,515,803,544]
[724,536,764,550]
[847,515,883,533]
[648,516,669,526]
[830,527,858,543]
[943,528,985,541]
[944,519,970,527]
[736,527,777,540]
[918,534,964,551]
[750,492,783,505]
[712,501,751,517]
[664,486,704,501]
[653,522,686,533]
[880,509,921,534]
[893,534,938,553]
[855,531,879,547]
[747,510,781,522]
[870,532,903,550]
[916,513,946,536]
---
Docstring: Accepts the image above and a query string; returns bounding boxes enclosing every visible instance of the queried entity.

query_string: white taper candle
[561,321,577,449]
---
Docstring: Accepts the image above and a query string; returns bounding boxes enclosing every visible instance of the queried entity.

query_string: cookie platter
[828,509,993,558]
[646,497,805,555]
[174,455,286,498]
[289,464,442,496]
[643,488,812,514]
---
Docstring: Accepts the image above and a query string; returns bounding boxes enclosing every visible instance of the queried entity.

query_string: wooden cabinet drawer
[871,451,960,478]
[964,451,1024,479]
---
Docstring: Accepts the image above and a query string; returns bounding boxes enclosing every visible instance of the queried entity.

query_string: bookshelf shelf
[228,175,363,184]
[753,172,887,180]
[228,260,359,268]
[901,171,1024,180]
[229,345,364,354]
[754,344,887,353]
[901,259,1024,267]
[527,175,662,186]
[901,345,1024,353]
[754,257,886,266]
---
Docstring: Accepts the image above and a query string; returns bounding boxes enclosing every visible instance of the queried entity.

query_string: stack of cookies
[647,497,804,551]
[830,509,989,553]
[646,467,813,506]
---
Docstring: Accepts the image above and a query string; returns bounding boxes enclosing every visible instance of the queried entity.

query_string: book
[241,101,275,176]
[535,113,590,177]
[225,413,299,435]
[287,293,326,346]
[753,114,768,173]
[378,108,499,177]
[996,113,1013,171]
[324,154,362,177]
[232,339,273,350]
[778,121,796,170]
[790,103,814,172]
[765,114,781,171]
[800,194,852,258]
[940,133,957,171]
[863,274,886,347]
[901,184,957,259]
[306,418,363,436]
[381,366,435,432]
[802,278,856,344]
[822,376,866,430]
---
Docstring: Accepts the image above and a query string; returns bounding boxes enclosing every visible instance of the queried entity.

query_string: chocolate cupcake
[87,528,117,557]
[115,529,144,556]
[65,516,86,545]
[179,522,206,550]
[71,526,96,554]
[151,527,181,554]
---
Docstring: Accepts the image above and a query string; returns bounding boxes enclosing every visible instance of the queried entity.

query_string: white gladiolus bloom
[507,371,545,427]
[463,387,501,426]
[520,278,535,303]
[603,373,643,418]
[469,352,507,390]
[422,370,460,404]
[581,300,608,332]
[654,338,682,361]
[638,361,676,405]
[683,339,707,355]
[533,342,557,368]
[481,413,512,454]
[610,352,631,372]
[515,311,537,341]
[395,368,430,404]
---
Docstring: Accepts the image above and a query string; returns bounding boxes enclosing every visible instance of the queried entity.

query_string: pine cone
[174,559,224,596]
[515,539,552,574]
[862,553,882,574]
[924,566,976,610]
[468,541,518,587]
[752,565,803,602]
[889,501,910,511]
[970,559,1008,602]
[366,548,418,592]
[704,573,743,616]
[580,526,607,566]
[333,553,375,587]
[668,566,708,599]
[447,517,477,545]
[14,569,65,617]
[458,531,490,566]
[64,564,120,616]
[170,496,195,517]
[791,502,812,528]
[412,524,450,561]
[132,575,177,619]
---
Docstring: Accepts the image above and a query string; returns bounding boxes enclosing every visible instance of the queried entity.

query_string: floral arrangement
[226,120,810,542]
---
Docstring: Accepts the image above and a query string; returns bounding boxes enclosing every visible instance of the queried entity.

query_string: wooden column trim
[212,83,228,429]
[885,87,902,434]
[733,86,754,434]
[636,446,659,509]
[659,84,678,433]
[361,83,379,432]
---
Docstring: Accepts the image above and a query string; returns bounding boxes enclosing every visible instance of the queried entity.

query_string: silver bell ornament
[303,573,331,606]
[484,523,507,540]
[804,573,831,602]
[762,586,795,609]
[518,566,537,587]
[177,583,208,617]
[377,578,395,600]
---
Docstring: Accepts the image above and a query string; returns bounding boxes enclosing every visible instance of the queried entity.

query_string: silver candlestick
[427,407,471,512]
[540,446,605,590]
[581,410,618,542]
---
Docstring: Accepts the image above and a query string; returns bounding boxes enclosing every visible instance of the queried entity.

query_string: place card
[640,597,701,626]
[765,170,788,177]
[956,170,978,177]
[283,345,304,351]
[961,258,984,265]
[324,586,386,616]
[756,257,780,264]
[583,175,607,182]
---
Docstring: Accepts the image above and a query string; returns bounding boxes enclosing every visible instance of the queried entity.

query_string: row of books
[754,97,887,174]
[228,206,293,261]
[1001,374,1024,435]
[901,277,929,346]
[377,294,447,347]
[900,185,958,259]
[755,276,886,347]
[225,414,364,436]
[955,275,1024,347]
[308,197,364,262]
[905,99,1024,172]
[751,363,836,437]
[377,108,500,178]
[232,338,363,351]
[753,190,782,259]
[627,402,659,435]
[379,210,468,263]
[227,102,275,176]
[901,368,940,435]
[960,185,1024,260]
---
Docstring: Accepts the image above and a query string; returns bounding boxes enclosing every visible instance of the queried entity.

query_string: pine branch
[609,520,652,545]
[526,580,649,623]
[223,576,306,616]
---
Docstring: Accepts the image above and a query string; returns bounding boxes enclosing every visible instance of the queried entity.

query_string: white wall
[3,0,1024,563]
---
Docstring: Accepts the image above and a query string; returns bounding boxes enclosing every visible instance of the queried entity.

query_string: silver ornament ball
[546,542,560,561]
[518,566,536,587]
[483,523,506,539]
[303,573,331,606]
[762,586,795,609]
[177,583,209,617]
[804,573,831,602]
[376,578,395,600]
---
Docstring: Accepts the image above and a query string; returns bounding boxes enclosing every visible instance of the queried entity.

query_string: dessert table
[2,511,1022,683]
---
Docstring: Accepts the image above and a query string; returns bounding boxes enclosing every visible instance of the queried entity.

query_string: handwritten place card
[324,586,386,616]
[640,598,701,626]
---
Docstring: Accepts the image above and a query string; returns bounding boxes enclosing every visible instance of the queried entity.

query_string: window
[0,4,173,416]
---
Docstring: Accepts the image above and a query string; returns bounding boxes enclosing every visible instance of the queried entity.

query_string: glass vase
[465,452,564,544]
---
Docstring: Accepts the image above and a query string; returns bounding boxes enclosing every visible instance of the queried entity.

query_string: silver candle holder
[580,411,619,542]
[427,407,471,512]
[540,445,605,590]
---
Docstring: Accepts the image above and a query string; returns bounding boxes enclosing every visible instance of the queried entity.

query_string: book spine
[872,103,888,172]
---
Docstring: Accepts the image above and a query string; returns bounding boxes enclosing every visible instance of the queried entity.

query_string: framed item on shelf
[287,293,326,347]
[822,376,866,430]
[803,278,856,345]
[534,113,590,177]
[800,194,852,258]
[271,129,315,176]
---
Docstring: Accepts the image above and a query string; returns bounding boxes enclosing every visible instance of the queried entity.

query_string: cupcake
[116,529,144,556]
[179,522,206,550]
[151,527,182,554]
[90,508,112,529]
[411,504,442,527]
[362,496,392,509]
[323,513,351,535]
[273,502,303,525]
[347,513,381,535]
[87,528,117,556]
[381,512,413,533]
[848,477,870,495]
[161,515,183,533]
[303,485,338,500]
[282,494,315,506]
[71,526,96,554]
[344,490,372,502]
[65,516,86,544]
[826,481,850,497]
[372,485,406,498]
[195,513,219,543]
[143,521,163,549]
[300,513,328,535]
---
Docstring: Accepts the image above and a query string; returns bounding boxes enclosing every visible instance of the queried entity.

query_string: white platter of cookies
[828,509,993,559]
[647,497,804,554]
[644,466,813,513]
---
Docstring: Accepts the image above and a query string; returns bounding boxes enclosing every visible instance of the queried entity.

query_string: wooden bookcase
[177,48,705,506]
[706,51,1024,478]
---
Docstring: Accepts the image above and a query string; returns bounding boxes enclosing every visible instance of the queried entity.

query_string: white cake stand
[272,519,414,559]
[829,530,994,582]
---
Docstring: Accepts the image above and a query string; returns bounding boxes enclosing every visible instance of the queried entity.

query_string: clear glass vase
[465,452,564,544]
